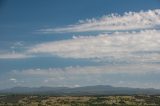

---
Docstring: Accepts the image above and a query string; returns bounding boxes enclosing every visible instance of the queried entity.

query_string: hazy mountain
[0,85,160,96]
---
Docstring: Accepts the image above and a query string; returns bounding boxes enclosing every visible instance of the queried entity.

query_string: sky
[0,0,160,89]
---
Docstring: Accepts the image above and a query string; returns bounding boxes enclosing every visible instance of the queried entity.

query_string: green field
[1,95,160,106]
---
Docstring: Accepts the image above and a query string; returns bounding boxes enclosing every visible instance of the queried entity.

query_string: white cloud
[9,64,160,88]
[74,84,80,87]
[10,78,16,81]
[0,52,31,59]
[9,78,17,83]
[2,30,159,63]
[1,9,160,62]
[11,64,160,76]
[28,30,160,63]
[39,9,160,33]
[1,10,160,89]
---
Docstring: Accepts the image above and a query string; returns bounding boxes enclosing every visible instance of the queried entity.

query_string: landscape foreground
[1,95,160,106]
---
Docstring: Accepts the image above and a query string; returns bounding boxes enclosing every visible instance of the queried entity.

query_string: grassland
[0,95,160,106]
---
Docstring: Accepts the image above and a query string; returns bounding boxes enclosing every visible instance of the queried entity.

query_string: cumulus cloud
[39,9,160,33]
[28,30,160,64]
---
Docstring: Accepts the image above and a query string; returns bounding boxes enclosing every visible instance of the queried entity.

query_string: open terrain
[1,85,160,105]
[1,95,160,106]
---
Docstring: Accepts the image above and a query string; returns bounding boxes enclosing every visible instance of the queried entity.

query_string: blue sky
[0,0,160,89]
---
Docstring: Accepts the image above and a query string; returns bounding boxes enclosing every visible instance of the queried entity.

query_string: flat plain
[1,95,160,106]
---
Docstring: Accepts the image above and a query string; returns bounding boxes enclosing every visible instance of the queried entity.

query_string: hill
[0,85,160,96]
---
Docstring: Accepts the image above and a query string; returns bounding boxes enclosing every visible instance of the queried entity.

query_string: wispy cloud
[7,64,160,88]
[11,64,160,76]
[1,9,160,62]
[9,78,17,83]
[39,9,160,33]
[0,52,31,59]
[1,30,160,62]
[9,78,17,81]
[0,41,31,59]
[28,30,160,64]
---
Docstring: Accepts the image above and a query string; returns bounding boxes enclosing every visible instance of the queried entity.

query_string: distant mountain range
[1,85,160,96]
